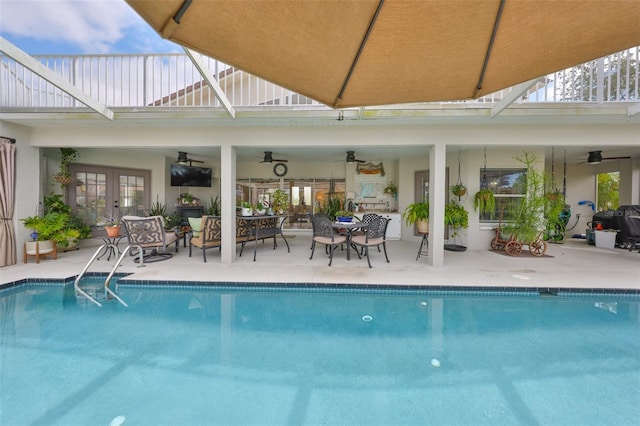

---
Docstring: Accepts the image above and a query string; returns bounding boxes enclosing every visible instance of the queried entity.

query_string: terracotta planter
[105,225,122,237]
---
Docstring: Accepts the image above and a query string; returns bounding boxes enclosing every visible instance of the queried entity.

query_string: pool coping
[2,272,639,298]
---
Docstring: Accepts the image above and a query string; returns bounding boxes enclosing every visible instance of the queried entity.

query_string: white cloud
[0,0,148,53]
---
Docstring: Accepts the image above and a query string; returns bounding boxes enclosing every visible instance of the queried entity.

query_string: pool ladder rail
[74,243,136,308]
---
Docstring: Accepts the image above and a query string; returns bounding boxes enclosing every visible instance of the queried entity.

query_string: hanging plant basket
[451,184,467,197]
[53,174,73,186]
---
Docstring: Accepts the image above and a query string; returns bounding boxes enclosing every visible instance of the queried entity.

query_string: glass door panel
[69,164,150,226]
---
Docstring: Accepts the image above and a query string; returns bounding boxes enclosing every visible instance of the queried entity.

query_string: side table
[416,232,428,260]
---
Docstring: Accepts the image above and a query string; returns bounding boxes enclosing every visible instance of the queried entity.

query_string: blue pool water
[1,278,639,425]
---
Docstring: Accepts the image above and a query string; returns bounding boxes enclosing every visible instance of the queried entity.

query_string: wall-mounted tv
[170,164,212,187]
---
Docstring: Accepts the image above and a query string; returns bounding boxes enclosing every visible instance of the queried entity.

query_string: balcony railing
[1,47,638,110]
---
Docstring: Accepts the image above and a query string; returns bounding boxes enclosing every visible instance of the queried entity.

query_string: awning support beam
[474,0,506,98]
[184,48,236,118]
[0,36,114,120]
[333,0,385,108]
[490,78,540,117]
[628,102,640,117]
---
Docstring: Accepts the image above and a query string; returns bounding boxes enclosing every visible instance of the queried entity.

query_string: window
[596,171,619,211]
[479,168,526,222]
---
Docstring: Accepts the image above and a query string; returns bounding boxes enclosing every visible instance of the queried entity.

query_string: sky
[0,0,179,55]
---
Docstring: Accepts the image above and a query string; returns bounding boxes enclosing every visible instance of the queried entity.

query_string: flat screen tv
[170,164,212,187]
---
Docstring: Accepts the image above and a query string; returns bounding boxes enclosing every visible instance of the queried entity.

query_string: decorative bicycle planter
[490,229,547,256]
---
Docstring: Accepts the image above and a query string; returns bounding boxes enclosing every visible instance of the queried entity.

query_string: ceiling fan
[260,151,288,163]
[346,151,366,163]
[176,151,204,165]
[579,150,631,164]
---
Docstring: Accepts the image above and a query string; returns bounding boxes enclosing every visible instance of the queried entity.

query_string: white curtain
[0,137,17,266]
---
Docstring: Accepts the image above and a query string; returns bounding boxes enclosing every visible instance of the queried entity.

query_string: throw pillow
[188,216,203,237]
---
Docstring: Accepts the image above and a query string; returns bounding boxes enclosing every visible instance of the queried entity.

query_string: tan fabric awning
[126,0,640,108]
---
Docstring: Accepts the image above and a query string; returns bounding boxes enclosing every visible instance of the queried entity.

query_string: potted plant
[444,201,469,250]
[502,152,554,245]
[254,202,266,215]
[179,192,197,205]
[383,181,397,196]
[204,195,220,216]
[241,201,253,216]
[402,200,429,234]
[21,212,81,249]
[335,210,354,222]
[98,214,122,237]
[270,189,289,214]
[451,183,467,197]
[53,148,79,188]
[322,196,343,220]
[149,196,168,217]
[42,193,92,250]
[473,188,495,216]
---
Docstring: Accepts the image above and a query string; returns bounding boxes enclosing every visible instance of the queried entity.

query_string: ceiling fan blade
[602,156,631,161]
[272,158,288,162]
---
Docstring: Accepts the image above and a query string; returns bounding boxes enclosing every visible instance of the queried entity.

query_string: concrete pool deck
[2,235,639,292]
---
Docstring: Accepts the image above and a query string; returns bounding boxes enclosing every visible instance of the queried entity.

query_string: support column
[220,145,236,264]
[428,143,446,267]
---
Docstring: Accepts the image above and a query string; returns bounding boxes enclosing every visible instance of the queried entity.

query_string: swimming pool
[1,277,639,425]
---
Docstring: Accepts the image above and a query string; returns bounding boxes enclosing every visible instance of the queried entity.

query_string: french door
[68,164,150,226]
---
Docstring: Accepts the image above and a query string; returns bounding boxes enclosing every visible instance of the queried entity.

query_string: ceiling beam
[0,36,114,120]
[183,47,235,118]
[628,102,640,117]
[490,78,540,118]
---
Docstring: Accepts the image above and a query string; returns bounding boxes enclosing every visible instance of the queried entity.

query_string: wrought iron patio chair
[351,216,390,268]
[310,215,347,266]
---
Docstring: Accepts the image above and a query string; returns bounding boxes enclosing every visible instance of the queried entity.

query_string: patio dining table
[332,220,369,261]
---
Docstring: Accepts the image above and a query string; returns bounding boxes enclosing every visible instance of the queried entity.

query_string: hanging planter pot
[451,150,466,199]
[53,173,73,187]
[473,188,496,214]
[451,184,467,197]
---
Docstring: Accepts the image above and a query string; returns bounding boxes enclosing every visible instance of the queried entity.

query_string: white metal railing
[1,47,638,109]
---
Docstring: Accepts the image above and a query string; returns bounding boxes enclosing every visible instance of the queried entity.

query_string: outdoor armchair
[122,215,179,263]
[189,215,222,262]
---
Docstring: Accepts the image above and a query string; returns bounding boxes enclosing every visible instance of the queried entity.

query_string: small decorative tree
[502,152,558,244]
[270,189,289,214]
